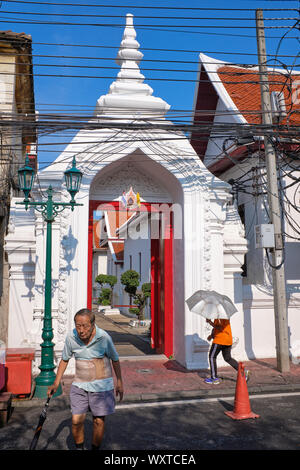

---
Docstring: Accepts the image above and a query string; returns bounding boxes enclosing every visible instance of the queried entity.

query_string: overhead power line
[1,70,299,85]
[1,50,300,67]
[18,41,300,59]
[1,116,299,135]
[0,18,296,28]
[0,10,299,21]
[2,0,299,11]
[0,18,298,39]
[3,106,298,118]
[1,60,300,75]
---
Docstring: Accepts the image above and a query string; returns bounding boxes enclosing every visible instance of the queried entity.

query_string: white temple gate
[5,14,247,373]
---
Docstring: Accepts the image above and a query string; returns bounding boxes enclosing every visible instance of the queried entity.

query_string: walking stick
[29,392,53,450]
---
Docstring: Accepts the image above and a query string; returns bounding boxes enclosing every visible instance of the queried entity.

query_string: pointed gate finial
[95,14,170,118]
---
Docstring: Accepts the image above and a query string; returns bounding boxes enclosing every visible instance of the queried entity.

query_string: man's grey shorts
[70,384,115,416]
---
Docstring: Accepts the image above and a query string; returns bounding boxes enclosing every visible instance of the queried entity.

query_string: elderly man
[48,308,123,450]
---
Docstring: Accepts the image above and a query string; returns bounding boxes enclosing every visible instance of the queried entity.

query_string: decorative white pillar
[184,181,233,369]
[222,203,248,361]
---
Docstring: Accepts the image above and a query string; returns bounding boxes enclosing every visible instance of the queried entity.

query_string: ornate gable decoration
[120,186,141,209]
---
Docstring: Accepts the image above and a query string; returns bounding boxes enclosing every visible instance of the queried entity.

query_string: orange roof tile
[0,30,32,42]
[106,209,136,237]
[217,66,300,126]
[111,241,125,262]
[93,209,136,259]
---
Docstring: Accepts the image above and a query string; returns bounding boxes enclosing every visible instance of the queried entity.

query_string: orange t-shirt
[212,319,232,346]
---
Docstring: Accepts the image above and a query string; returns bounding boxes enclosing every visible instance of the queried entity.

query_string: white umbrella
[186,290,238,320]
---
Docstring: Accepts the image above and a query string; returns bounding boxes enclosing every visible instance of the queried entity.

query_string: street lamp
[17,155,83,398]
[64,156,83,204]
[17,155,35,203]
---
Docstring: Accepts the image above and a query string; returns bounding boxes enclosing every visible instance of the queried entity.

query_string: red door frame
[88,200,173,357]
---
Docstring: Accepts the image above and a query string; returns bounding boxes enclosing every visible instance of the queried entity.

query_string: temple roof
[191,53,300,165]
[195,53,300,127]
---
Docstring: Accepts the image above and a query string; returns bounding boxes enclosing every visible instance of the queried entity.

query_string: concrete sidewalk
[11,354,300,411]
[11,311,300,408]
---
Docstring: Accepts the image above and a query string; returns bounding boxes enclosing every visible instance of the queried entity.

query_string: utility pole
[255,9,290,372]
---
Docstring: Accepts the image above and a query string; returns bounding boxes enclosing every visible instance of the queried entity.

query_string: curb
[117,383,300,405]
[11,382,300,408]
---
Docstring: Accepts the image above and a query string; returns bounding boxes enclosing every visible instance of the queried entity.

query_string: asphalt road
[0,392,299,452]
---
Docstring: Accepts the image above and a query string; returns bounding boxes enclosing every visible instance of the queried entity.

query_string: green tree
[131,283,151,320]
[120,270,151,321]
[95,274,117,306]
[98,287,111,306]
[120,270,140,296]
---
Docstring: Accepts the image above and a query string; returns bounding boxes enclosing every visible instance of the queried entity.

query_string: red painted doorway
[87,200,173,357]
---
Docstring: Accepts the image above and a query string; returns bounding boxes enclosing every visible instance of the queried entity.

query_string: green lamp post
[17,155,83,398]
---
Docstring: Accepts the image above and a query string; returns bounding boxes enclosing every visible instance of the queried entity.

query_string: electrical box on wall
[255,224,275,249]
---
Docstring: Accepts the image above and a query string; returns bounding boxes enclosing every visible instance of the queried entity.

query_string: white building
[191,53,300,365]
[5,15,249,373]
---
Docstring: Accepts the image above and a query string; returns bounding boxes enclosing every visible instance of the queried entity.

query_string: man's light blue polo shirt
[62,325,119,392]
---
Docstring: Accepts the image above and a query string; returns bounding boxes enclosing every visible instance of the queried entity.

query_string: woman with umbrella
[186,290,249,385]
[205,318,248,384]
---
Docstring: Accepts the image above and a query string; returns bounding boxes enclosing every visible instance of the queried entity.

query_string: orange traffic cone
[225,362,259,420]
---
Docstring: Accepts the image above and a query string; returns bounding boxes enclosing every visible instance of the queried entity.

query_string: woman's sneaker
[204,377,220,385]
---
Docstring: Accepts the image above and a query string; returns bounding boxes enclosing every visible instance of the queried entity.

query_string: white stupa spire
[95,13,170,118]
[115,13,144,75]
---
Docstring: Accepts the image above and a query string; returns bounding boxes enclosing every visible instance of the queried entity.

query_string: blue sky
[0,0,299,167]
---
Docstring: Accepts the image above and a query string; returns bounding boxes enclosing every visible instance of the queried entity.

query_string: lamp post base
[33,382,62,399]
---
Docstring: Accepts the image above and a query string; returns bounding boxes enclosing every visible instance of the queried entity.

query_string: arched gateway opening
[87,195,175,358]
